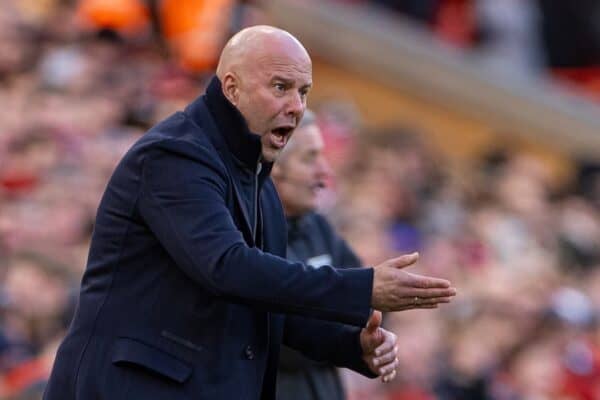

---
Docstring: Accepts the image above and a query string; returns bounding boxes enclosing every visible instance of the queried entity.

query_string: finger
[406,273,451,289]
[374,347,397,367]
[414,296,453,305]
[374,339,394,358]
[365,310,382,334]
[378,357,398,375]
[387,252,419,269]
[374,333,395,357]
[382,368,397,383]
[405,287,457,299]
[362,312,384,353]
[398,296,453,308]
[427,296,452,304]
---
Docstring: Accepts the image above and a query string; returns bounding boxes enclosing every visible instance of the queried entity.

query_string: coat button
[244,345,255,360]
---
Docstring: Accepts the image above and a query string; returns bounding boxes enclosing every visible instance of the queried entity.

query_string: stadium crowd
[342,0,600,101]
[1,1,600,399]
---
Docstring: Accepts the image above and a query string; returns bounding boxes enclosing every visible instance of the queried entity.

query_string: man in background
[273,110,362,400]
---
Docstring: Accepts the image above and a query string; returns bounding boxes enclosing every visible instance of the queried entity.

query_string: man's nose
[316,155,332,179]
[286,92,304,119]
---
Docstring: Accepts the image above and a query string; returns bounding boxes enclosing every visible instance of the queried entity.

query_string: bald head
[216,25,313,162]
[216,25,310,80]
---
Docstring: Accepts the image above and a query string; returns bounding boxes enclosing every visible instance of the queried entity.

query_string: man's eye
[274,83,286,91]
[303,154,316,163]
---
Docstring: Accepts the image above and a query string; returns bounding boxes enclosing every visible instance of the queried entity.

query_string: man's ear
[221,72,239,106]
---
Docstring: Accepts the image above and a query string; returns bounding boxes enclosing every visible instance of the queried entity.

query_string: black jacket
[43,77,375,400]
[277,212,362,400]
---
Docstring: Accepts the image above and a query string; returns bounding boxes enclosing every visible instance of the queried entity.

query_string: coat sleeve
[283,314,377,378]
[137,141,373,327]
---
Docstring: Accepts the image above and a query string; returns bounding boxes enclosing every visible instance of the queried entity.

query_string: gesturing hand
[371,252,457,312]
[360,310,398,383]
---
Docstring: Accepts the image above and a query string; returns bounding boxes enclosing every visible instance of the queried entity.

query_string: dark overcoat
[43,77,375,400]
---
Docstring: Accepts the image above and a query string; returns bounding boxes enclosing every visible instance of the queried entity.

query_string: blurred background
[1,0,600,399]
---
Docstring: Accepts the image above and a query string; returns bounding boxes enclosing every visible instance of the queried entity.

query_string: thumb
[361,311,384,354]
[366,310,382,334]
[389,252,419,269]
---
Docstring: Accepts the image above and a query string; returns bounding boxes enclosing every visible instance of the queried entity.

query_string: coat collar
[203,76,263,170]
[183,76,274,246]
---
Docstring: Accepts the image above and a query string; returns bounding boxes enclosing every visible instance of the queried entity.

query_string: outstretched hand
[371,252,457,312]
[360,310,398,383]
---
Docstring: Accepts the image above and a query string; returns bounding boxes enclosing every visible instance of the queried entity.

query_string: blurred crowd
[356,0,600,68]
[339,0,600,101]
[1,1,600,399]
[322,121,600,400]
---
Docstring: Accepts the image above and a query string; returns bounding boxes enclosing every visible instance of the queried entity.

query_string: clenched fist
[360,311,398,383]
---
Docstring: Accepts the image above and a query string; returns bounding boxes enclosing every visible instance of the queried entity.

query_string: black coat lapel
[185,97,255,245]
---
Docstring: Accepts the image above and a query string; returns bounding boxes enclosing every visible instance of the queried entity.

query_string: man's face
[232,45,312,162]
[273,124,330,216]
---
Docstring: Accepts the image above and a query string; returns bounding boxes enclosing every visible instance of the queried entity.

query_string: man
[44,26,456,400]
[272,110,363,400]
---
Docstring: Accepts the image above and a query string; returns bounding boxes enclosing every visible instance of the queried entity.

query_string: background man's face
[234,46,312,163]
[273,124,330,216]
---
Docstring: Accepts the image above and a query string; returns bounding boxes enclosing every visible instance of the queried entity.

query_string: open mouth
[269,126,295,149]
[310,181,326,192]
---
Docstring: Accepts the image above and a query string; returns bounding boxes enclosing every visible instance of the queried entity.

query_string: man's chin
[261,147,281,163]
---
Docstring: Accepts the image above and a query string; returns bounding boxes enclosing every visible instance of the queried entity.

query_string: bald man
[44,26,456,400]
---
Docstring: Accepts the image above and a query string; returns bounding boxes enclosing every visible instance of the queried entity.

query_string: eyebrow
[272,75,312,89]
[271,75,292,84]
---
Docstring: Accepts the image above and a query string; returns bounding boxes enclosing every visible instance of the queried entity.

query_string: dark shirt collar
[286,213,314,239]
[204,76,264,170]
